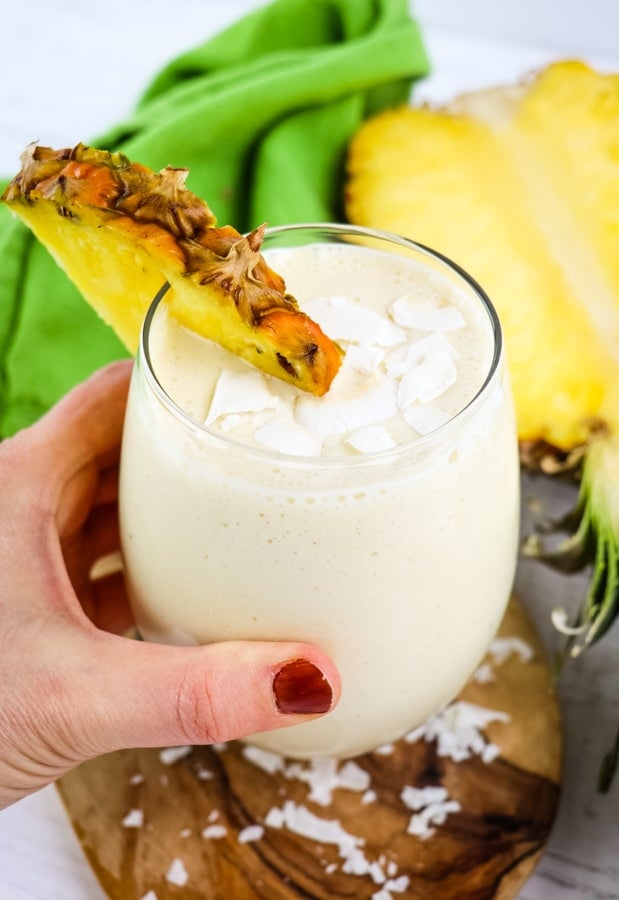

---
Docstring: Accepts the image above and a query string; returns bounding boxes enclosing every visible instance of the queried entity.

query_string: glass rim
[138,222,504,469]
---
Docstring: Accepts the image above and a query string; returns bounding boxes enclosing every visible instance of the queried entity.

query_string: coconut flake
[285,757,370,807]
[129,773,144,786]
[401,786,461,840]
[361,789,377,805]
[342,344,386,374]
[165,858,188,887]
[254,416,323,457]
[242,745,285,775]
[139,892,158,900]
[304,295,405,347]
[373,875,411,899]
[401,785,450,811]
[205,369,278,425]
[403,404,451,435]
[296,377,398,435]
[202,824,227,839]
[390,296,466,331]
[488,636,534,665]
[473,662,495,684]
[385,332,458,381]
[265,800,363,859]
[218,412,242,433]
[338,761,372,793]
[397,351,457,407]
[405,701,509,763]
[244,749,370,807]
[342,847,383,880]
[238,824,265,844]
[373,743,394,756]
[345,426,396,454]
[121,808,144,828]
[159,746,192,766]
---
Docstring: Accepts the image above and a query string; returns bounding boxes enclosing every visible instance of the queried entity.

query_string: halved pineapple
[2,143,342,395]
[345,61,619,670]
[346,61,619,450]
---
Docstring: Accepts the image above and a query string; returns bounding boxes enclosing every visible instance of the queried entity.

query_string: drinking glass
[119,224,520,759]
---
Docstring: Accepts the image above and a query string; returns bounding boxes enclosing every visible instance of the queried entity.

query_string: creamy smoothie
[119,225,520,759]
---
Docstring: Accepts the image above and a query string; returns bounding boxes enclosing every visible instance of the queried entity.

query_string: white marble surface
[1,2,618,898]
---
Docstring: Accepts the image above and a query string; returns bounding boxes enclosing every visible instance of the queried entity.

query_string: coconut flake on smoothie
[151,243,494,459]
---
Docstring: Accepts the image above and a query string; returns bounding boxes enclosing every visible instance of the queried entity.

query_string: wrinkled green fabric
[0,0,429,436]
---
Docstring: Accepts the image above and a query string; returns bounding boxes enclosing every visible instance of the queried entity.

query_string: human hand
[0,361,340,809]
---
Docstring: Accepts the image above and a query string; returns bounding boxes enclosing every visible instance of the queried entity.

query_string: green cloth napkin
[0,0,429,437]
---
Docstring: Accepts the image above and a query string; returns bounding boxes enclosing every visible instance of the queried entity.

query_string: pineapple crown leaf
[531,437,619,659]
[530,430,619,793]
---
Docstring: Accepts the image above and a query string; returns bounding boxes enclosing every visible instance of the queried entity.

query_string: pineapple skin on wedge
[346,61,619,450]
[3,144,342,396]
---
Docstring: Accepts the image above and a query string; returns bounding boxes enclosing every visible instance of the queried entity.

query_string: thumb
[74,632,341,755]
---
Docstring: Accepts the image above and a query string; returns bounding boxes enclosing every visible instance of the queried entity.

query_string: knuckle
[174,670,222,746]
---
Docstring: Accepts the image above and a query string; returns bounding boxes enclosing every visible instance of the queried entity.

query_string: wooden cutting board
[57,596,561,899]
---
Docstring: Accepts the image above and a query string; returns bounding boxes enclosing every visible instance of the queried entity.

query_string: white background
[1,1,619,898]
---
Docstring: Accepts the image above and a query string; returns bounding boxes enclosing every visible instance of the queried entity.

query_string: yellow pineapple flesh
[346,60,619,450]
[2,144,343,396]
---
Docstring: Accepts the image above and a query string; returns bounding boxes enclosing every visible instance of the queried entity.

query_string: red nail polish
[273,658,333,715]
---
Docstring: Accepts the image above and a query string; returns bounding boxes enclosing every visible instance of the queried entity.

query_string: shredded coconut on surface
[202,824,227,840]
[159,746,192,766]
[243,748,370,807]
[265,801,364,859]
[264,800,411,890]
[405,700,509,764]
[121,808,144,828]
[473,662,495,684]
[165,858,188,887]
[401,785,461,840]
[238,824,265,844]
[488,636,534,665]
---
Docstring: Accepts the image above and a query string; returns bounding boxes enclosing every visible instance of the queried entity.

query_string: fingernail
[273,658,333,715]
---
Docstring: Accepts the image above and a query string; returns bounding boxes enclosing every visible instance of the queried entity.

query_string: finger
[92,463,120,507]
[88,570,134,635]
[81,502,121,564]
[31,359,133,484]
[61,502,121,599]
[71,632,341,755]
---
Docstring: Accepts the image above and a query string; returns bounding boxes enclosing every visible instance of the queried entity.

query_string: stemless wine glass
[119,224,520,759]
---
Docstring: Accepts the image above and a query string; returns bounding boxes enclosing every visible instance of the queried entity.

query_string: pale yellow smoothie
[119,225,520,759]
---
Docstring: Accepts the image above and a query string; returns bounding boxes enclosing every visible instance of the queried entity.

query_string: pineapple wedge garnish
[345,61,619,672]
[2,143,342,395]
